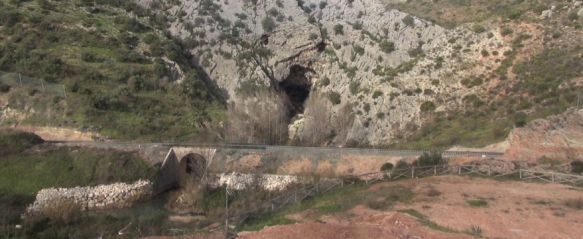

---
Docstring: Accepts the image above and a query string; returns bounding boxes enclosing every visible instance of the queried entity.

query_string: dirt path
[10,126,100,141]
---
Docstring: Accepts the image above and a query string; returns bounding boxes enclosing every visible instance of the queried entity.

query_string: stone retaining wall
[26,180,152,216]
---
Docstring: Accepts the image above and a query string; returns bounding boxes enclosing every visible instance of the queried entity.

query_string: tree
[226,90,289,144]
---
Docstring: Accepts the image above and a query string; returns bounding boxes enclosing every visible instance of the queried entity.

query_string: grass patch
[565,198,583,210]
[400,209,459,234]
[239,184,415,231]
[466,199,488,208]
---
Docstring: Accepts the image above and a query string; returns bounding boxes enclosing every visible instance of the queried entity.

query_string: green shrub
[379,40,395,53]
[466,199,488,207]
[261,16,276,32]
[565,198,583,210]
[327,91,341,105]
[349,81,360,95]
[320,77,330,86]
[472,24,486,33]
[353,44,365,55]
[402,15,415,27]
[333,24,344,35]
[420,101,436,112]
[372,91,383,99]
[416,151,446,166]
[572,161,583,174]
[380,162,394,171]
[0,129,44,155]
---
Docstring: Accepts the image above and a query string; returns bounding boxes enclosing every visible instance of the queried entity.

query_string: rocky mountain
[138,0,582,146]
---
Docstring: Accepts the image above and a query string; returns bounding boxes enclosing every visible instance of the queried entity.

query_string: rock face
[208,172,340,191]
[26,180,152,216]
[138,0,510,145]
[504,108,583,161]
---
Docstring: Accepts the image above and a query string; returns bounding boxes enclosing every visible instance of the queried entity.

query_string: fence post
[388,171,392,180]
[18,73,22,86]
[488,166,491,176]
[62,85,67,98]
[40,79,45,91]
[411,166,415,178]
[519,169,522,179]
[551,173,555,183]
[458,166,462,175]
[434,165,437,176]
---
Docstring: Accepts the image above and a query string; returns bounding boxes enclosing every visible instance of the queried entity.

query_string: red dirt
[240,176,583,239]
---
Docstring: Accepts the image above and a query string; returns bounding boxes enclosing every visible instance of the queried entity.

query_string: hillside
[0,0,225,140]
[139,0,582,147]
[1,0,582,148]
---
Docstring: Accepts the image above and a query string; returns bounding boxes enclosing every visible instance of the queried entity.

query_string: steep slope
[140,0,582,147]
[0,0,224,140]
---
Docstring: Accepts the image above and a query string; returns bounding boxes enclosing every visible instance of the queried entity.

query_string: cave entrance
[279,65,314,119]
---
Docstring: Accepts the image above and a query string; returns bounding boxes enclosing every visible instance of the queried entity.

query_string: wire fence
[0,71,67,97]
[229,163,583,230]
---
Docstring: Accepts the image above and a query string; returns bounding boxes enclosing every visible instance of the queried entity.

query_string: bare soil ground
[10,126,100,141]
[240,176,583,239]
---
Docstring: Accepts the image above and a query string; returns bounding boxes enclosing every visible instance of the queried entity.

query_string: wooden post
[62,85,67,98]
[551,173,555,183]
[40,79,45,91]
[225,187,229,238]
[388,171,392,180]
[458,166,462,175]
[18,73,22,86]
[411,166,415,178]
[488,166,491,176]
[519,169,522,179]
[434,165,437,176]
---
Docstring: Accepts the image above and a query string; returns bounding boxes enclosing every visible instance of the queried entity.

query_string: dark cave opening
[279,65,314,119]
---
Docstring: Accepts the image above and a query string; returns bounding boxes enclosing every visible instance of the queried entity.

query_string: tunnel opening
[279,65,314,120]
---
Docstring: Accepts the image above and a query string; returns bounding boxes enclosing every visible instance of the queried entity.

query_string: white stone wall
[209,173,338,191]
[26,180,152,215]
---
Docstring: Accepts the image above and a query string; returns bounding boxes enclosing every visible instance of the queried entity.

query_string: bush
[394,160,409,170]
[472,24,486,33]
[380,162,394,171]
[416,151,446,166]
[327,91,341,105]
[0,129,44,155]
[420,101,436,112]
[333,24,344,35]
[261,16,276,32]
[379,40,395,53]
[320,77,330,86]
[0,82,10,92]
[402,15,415,27]
[349,81,360,95]
[372,91,383,99]
[466,199,488,207]
[565,198,583,209]
[572,161,583,174]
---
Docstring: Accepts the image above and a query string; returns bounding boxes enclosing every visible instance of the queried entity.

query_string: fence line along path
[229,164,583,229]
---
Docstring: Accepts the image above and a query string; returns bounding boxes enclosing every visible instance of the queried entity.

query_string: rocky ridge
[139,0,511,145]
